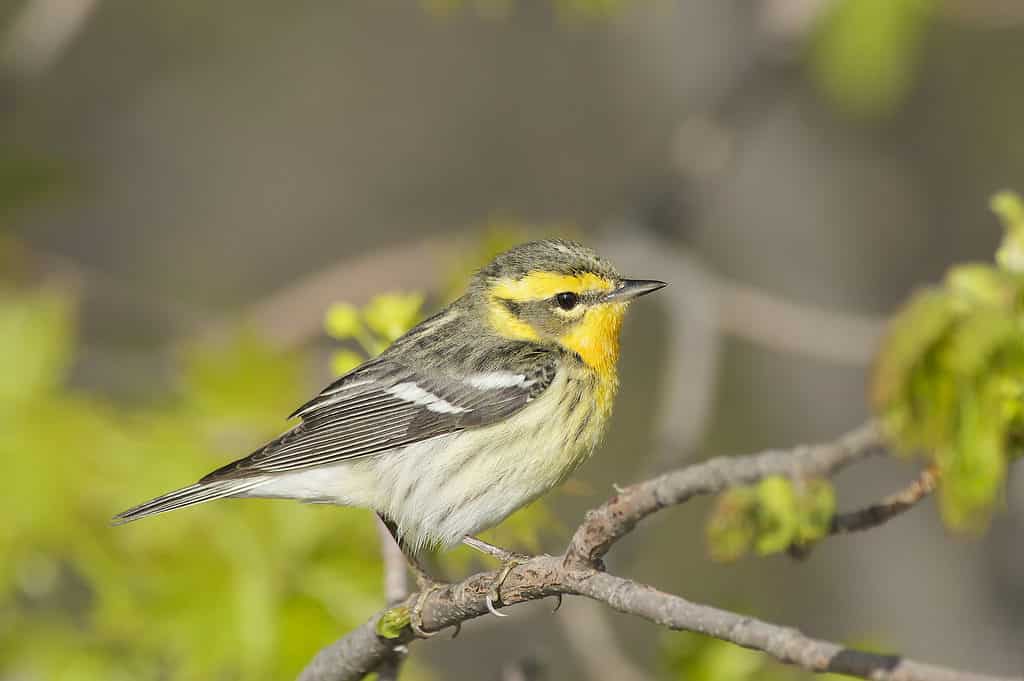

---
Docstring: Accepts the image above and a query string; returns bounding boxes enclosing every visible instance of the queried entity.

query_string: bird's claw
[409,582,446,638]
[485,554,529,618]
[486,591,508,618]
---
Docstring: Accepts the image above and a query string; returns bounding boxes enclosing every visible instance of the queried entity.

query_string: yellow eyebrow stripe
[490,272,615,302]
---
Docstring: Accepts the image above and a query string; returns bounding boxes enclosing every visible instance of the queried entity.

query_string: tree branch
[789,465,939,560]
[563,420,886,567]
[297,423,1020,681]
[830,465,939,536]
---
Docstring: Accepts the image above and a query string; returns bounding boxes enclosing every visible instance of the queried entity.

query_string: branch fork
[298,423,1020,681]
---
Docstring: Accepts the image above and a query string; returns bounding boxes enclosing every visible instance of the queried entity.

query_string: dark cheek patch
[501,296,590,340]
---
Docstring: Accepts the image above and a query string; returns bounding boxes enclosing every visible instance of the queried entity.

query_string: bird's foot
[406,565,461,638]
[485,554,531,617]
[461,536,563,616]
[461,537,533,618]
[408,579,445,638]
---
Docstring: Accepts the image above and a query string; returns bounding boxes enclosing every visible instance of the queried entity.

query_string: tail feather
[111,477,270,525]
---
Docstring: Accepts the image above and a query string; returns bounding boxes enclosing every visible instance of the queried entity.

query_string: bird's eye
[555,292,579,310]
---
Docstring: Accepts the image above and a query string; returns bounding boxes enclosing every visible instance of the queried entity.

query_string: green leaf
[871,193,1024,533]
[376,607,410,639]
[0,288,73,406]
[0,150,67,222]
[324,303,363,340]
[362,293,425,343]
[179,331,304,431]
[706,488,758,563]
[945,264,1019,309]
[870,290,957,423]
[662,632,769,681]
[753,477,799,555]
[794,479,836,545]
[939,382,1008,531]
[707,479,836,560]
[330,349,365,376]
[809,0,937,121]
[992,191,1024,273]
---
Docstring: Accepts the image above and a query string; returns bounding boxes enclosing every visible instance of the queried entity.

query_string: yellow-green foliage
[706,477,835,562]
[326,292,427,374]
[664,633,769,681]
[871,191,1024,530]
[1,288,384,680]
[809,0,937,121]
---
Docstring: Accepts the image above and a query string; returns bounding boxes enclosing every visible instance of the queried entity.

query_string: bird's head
[468,240,666,373]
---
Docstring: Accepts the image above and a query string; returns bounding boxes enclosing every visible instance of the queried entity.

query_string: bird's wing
[201,354,558,481]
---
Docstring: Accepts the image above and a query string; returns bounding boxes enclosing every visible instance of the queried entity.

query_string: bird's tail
[111,477,270,525]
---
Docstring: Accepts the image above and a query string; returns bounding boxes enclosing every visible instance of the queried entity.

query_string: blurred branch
[598,229,722,469]
[829,465,939,536]
[500,658,544,681]
[943,0,1024,28]
[564,421,884,566]
[757,0,837,43]
[374,518,410,681]
[198,229,884,367]
[298,422,1020,681]
[377,520,410,608]
[716,277,884,365]
[201,236,450,350]
[557,600,648,681]
[1,0,99,78]
[789,465,939,559]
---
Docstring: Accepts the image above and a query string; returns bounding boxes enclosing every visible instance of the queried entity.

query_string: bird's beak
[603,279,668,302]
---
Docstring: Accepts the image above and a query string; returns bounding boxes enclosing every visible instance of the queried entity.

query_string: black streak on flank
[573,404,593,443]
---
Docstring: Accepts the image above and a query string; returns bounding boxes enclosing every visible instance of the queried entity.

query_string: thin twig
[297,423,1019,681]
[563,421,886,567]
[789,466,939,560]
[1,0,100,78]
[831,466,939,536]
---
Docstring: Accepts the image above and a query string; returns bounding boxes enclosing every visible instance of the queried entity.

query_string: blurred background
[2,0,1023,679]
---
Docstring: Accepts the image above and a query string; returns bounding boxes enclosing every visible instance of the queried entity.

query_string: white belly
[247,372,605,551]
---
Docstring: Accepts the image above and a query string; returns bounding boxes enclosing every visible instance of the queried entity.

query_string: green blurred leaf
[663,631,771,681]
[753,477,799,555]
[0,150,67,222]
[179,330,305,431]
[871,192,1024,532]
[992,190,1024,273]
[707,479,836,560]
[794,479,836,545]
[939,381,1008,531]
[0,288,73,405]
[324,302,363,340]
[706,488,758,563]
[809,0,937,121]
[945,264,1020,310]
[362,293,425,344]
[0,291,384,680]
[870,290,957,420]
[331,349,365,376]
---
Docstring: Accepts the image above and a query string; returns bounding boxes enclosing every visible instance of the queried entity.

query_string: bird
[113,239,666,633]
